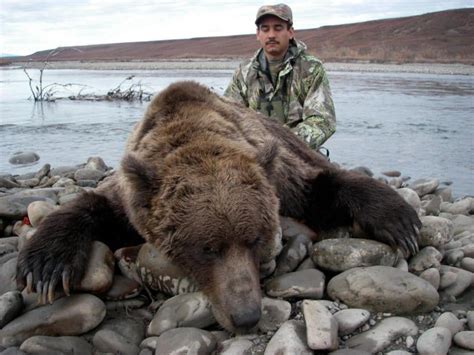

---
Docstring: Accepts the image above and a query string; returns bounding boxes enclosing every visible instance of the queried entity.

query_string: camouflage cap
[255,3,293,26]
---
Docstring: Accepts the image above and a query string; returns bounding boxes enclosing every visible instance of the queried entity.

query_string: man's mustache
[266,40,279,45]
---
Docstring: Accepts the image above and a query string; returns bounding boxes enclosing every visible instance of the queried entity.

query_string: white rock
[346,317,418,353]
[419,268,441,290]
[258,297,291,332]
[454,330,474,350]
[147,292,215,336]
[26,200,57,228]
[397,188,421,214]
[264,320,313,355]
[334,308,371,335]
[435,312,464,336]
[301,300,338,351]
[419,216,454,248]
[416,327,452,355]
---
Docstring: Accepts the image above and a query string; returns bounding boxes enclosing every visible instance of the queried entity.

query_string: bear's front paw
[16,237,89,304]
[355,198,421,258]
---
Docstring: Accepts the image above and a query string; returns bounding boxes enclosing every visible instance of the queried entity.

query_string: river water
[0,67,472,197]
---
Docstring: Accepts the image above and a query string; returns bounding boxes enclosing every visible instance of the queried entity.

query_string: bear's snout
[208,244,262,333]
[230,303,262,329]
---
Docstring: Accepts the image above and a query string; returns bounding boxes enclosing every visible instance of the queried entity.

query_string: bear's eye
[202,245,220,258]
[247,236,262,247]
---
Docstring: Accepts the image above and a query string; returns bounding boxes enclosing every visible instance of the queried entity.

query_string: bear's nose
[231,306,261,330]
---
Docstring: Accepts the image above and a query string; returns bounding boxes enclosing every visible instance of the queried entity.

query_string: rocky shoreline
[6,60,474,76]
[0,155,473,354]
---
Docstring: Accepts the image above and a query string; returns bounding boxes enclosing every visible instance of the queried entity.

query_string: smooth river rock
[265,268,325,299]
[19,335,92,354]
[0,294,106,347]
[416,327,452,355]
[264,320,313,355]
[419,216,454,248]
[153,328,217,355]
[147,291,215,336]
[311,238,398,272]
[327,266,439,313]
[346,317,418,353]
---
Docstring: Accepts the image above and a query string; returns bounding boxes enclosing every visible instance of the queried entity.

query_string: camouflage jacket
[224,39,336,149]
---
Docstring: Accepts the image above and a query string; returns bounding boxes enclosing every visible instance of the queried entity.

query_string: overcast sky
[1,0,472,56]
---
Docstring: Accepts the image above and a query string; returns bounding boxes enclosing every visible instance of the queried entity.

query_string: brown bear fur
[17,81,421,333]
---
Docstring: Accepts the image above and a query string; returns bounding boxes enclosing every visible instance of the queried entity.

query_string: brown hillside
[11,8,474,64]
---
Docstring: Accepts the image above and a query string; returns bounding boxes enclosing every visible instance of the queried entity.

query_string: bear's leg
[305,169,421,257]
[16,191,140,303]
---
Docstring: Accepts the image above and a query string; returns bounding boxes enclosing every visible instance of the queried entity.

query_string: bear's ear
[121,154,161,207]
[256,139,279,177]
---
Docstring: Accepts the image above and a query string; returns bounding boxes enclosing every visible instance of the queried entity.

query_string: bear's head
[121,146,280,333]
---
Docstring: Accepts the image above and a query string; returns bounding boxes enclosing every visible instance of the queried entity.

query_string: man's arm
[224,67,248,106]
[291,64,336,149]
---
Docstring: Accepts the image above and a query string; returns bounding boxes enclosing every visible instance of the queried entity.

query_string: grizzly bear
[17,81,421,333]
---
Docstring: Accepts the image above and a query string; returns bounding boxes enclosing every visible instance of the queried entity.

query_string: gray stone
[410,178,439,197]
[104,274,142,300]
[452,215,474,236]
[77,241,115,294]
[74,168,105,182]
[422,195,442,215]
[8,152,40,165]
[93,329,140,355]
[382,170,401,177]
[33,164,50,180]
[265,269,325,299]
[441,197,474,215]
[334,308,371,335]
[258,297,291,332]
[19,336,92,354]
[419,216,454,248]
[439,265,473,298]
[397,188,421,214]
[394,258,408,271]
[0,176,20,189]
[153,328,216,355]
[454,331,474,350]
[386,351,412,355]
[85,157,108,172]
[301,300,338,351]
[274,234,312,276]
[26,200,57,228]
[416,327,452,355]
[93,316,145,348]
[147,292,215,336]
[0,291,23,328]
[434,186,453,202]
[49,166,79,178]
[327,266,439,313]
[0,257,17,295]
[264,320,312,355]
[137,243,198,295]
[312,238,398,272]
[467,311,474,331]
[329,350,371,355]
[52,177,76,188]
[435,312,464,336]
[218,335,258,354]
[0,294,106,347]
[408,246,443,274]
[296,257,316,271]
[419,268,441,290]
[445,248,465,266]
[346,317,418,353]
[0,195,54,219]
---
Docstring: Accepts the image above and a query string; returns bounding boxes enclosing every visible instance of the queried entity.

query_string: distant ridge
[6,8,474,64]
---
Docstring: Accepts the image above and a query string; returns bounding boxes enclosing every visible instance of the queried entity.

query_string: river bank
[6,60,474,75]
[0,156,473,353]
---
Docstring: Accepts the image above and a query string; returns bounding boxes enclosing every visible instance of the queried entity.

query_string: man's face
[256,16,294,60]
